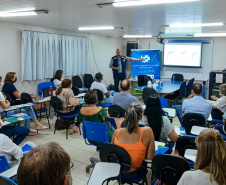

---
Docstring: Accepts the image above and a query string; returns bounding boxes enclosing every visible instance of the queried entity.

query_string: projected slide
[164,43,202,67]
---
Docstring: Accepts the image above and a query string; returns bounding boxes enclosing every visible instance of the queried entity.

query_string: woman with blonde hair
[178,129,226,185]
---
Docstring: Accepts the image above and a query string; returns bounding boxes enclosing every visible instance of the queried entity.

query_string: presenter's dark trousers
[113,73,126,92]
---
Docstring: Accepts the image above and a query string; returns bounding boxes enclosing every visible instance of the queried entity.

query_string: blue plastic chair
[0,176,17,185]
[108,117,117,129]
[38,82,54,95]
[0,156,10,173]
[159,97,168,108]
[82,120,109,173]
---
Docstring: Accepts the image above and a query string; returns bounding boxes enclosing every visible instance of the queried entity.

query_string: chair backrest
[38,82,54,95]
[50,96,63,113]
[2,92,12,104]
[100,143,132,172]
[159,97,168,108]
[144,76,153,85]
[71,86,79,96]
[42,87,56,98]
[182,113,206,134]
[84,74,94,88]
[72,76,83,88]
[21,93,33,104]
[108,105,125,118]
[0,156,10,173]
[152,154,190,185]
[179,81,187,97]
[138,75,146,86]
[186,78,194,97]
[172,73,184,82]
[82,120,109,146]
[94,89,104,102]
[142,87,157,104]
[0,176,17,185]
[175,136,196,157]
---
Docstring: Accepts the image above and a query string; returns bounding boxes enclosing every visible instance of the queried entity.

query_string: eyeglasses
[67,161,74,185]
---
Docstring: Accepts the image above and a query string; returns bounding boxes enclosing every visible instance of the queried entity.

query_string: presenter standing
[109,49,144,92]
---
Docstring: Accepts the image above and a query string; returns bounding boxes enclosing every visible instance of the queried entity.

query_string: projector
[156,38,164,44]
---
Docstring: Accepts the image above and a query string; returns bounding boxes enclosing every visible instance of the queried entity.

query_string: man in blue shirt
[113,79,139,110]
[175,83,212,124]
[109,49,144,92]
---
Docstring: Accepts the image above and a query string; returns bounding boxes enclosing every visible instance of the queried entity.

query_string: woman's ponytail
[55,87,63,95]
[124,102,143,134]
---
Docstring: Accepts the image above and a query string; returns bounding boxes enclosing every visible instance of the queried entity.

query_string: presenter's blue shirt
[182,96,212,121]
[109,56,133,73]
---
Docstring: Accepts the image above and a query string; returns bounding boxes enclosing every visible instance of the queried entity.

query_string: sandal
[28,131,38,136]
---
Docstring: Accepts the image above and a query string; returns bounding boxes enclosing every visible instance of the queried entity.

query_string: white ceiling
[0,0,226,38]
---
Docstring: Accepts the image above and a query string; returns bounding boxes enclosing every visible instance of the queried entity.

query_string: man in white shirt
[90,73,114,104]
[0,133,23,164]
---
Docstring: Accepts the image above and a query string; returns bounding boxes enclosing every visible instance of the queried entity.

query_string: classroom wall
[0,21,123,94]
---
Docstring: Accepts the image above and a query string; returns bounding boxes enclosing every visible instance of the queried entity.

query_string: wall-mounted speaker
[127,42,138,57]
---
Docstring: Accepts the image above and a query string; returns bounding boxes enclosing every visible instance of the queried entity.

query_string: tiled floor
[19,105,181,185]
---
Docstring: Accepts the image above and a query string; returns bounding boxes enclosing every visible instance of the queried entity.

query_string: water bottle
[153,83,157,90]
[147,80,152,87]
[172,75,175,83]
[49,86,53,97]
[41,93,44,99]
[135,74,138,79]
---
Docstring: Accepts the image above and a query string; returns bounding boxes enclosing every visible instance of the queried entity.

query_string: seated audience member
[0,118,29,145]
[113,79,139,110]
[77,90,114,144]
[174,83,212,124]
[143,96,179,143]
[53,70,63,89]
[214,111,226,137]
[0,132,23,166]
[17,142,73,185]
[112,102,155,171]
[56,79,80,134]
[1,73,48,132]
[177,129,226,185]
[211,83,226,120]
[90,73,114,104]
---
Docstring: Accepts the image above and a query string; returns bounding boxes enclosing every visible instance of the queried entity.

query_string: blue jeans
[1,106,37,128]
[215,124,226,136]
[103,91,115,104]
[113,73,126,92]
[174,105,183,125]
[0,125,30,145]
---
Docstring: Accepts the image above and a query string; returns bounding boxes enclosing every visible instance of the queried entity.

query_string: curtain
[21,31,89,81]
[62,35,89,76]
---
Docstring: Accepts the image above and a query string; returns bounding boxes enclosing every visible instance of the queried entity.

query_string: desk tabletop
[135,80,182,94]
[4,104,32,111]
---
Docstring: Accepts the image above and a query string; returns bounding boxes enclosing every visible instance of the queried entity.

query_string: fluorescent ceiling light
[113,0,199,7]
[78,26,114,30]
[123,35,152,38]
[170,22,224,27]
[0,11,37,17]
[194,33,226,37]
[0,9,48,17]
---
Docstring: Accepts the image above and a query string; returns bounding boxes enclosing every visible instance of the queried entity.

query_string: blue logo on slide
[141,55,151,63]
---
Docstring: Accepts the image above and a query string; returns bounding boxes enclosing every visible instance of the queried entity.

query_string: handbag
[32,102,47,111]
[55,118,69,130]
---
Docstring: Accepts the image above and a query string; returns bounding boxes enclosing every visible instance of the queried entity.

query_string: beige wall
[0,21,123,94]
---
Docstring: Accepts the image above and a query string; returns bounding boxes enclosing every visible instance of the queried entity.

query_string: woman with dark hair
[143,96,178,143]
[77,90,114,145]
[56,79,80,134]
[2,72,48,133]
[112,102,155,171]
[53,70,63,88]
[178,129,226,185]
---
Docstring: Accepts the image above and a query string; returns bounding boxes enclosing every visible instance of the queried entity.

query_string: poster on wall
[131,49,161,79]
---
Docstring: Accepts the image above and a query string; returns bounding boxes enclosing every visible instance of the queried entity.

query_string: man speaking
[109,49,144,92]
